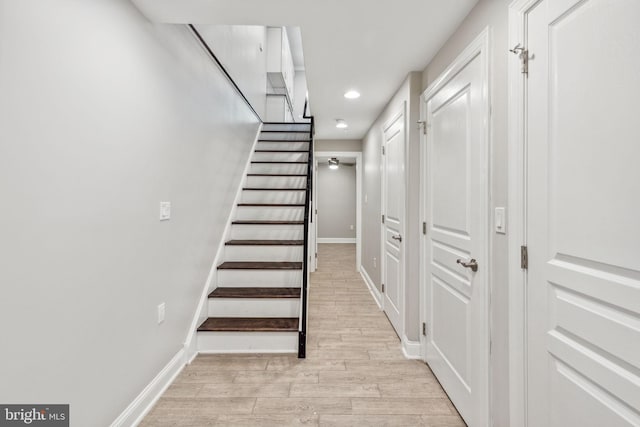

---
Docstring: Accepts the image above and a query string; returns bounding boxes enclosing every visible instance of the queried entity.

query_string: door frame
[314,151,362,271]
[380,105,407,338]
[419,27,491,424]
[507,1,538,425]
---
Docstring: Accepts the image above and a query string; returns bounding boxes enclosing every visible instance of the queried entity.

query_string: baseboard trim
[317,238,356,244]
[360,267,383,310]
[111,349,185,427]
[198,349,297,355]
[402,337,422,360]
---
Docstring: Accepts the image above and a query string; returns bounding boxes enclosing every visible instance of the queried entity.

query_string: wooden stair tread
[232,220,304,225]
[209,287,301,298]
[258,139,311,142]
[198,317,299,332]
[238,203,304,207]
[251,161,307,164]
[226,239,303,246]
[255,150,308,153]
[247,173,307,177]
[218,261,302,270]
[243,187,306,191]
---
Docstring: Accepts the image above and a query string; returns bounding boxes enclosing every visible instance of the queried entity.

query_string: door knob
[456,258,478,272]
[391,234,402,242]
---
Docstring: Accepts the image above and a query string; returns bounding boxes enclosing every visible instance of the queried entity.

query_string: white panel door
[423,41,488,426]
[382,110,405,335]
[525,1,640,425]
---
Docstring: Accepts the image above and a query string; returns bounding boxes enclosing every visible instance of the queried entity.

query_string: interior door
[382,110,405,336]
[525,1,640,425]
[423,44,488,425]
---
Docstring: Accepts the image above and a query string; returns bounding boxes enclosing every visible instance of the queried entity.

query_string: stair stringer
[182,124,263,362]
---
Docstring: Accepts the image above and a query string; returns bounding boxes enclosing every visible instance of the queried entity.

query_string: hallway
[141,244,464,426]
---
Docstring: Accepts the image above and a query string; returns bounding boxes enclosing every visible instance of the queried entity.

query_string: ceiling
[132,0,478,139]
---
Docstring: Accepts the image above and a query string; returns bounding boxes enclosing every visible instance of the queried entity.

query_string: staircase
[197,122,312,356]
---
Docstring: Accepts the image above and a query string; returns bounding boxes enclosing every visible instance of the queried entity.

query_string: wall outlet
[350,224,354,230]
[373,257,377,268]
[159,202,171,221]
[157,303,165,324]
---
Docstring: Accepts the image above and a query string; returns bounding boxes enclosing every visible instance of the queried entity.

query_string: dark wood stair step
[238,203,304,207]
[247,173,307,177]
[198,317,299,332]
[226,239,303,246]
[217,261,302,270]
[251,161,307,164]
[209,287,301,298]
[243,187,306,191]
[232,220,304,225]
[255,150,309,153]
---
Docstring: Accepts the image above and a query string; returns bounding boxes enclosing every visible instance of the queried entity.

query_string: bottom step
[197,330,298,354]
[198,317,298,332]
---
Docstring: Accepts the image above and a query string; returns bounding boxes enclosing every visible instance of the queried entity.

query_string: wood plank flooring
[141,244,465,426]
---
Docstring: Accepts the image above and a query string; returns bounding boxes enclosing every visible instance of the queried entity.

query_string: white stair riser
[231,224,304,240]
[250,163,307,174]
[224,245,303,262]
[217,269,302,287]
[246,176,306,188]
[236,206,304,221]
[261,124,311,132]
[241,190,306,204]
[208,298,300,317]
[257,142,309,151]
[197,331,298,353]
[252,152,308,162]
[259,132,310,141]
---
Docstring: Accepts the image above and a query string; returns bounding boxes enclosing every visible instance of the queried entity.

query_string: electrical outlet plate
[159,202,171,221]
[157,303,165,324]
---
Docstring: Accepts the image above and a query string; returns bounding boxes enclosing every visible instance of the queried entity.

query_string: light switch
[159,202,171,221]
[495,207,506,234]
[157,303,165,324]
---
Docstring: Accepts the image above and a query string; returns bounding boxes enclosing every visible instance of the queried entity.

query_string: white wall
[315,139,362,152]
[317,164,357,240]
[195,25,268,119]
[0,1,259,425]
[421,0,510,424]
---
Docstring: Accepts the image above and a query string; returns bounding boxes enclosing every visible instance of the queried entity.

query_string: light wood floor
[141,244,465,426]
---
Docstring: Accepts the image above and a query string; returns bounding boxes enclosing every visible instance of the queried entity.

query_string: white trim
[419,27,491,426]
[317,238,356,244]
[401,336,422,360]
[508,1,536,425]
[182,124,263,360]
[314,151,362,272]
[111,349,185,427]
[360,266,383,310]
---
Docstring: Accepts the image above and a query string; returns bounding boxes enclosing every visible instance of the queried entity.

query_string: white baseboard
[360,267,383,310]
[111,349,185,427]
[317,238,356,244]
[402,336,422,360]
[182,124,263,361]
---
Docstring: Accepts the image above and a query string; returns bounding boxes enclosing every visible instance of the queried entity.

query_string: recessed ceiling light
[344,90,361,99]
[335,119,348,129]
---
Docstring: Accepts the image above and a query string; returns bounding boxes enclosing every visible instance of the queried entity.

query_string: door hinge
[382,214,385,224]
[382,283,385,293]
[315,252,318,259]
[510,43,529,76]
[422,222,427,235]
[417,120,427,135]
[382,146,386,155]
[521,245,528,269]
[422,322,427,336]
